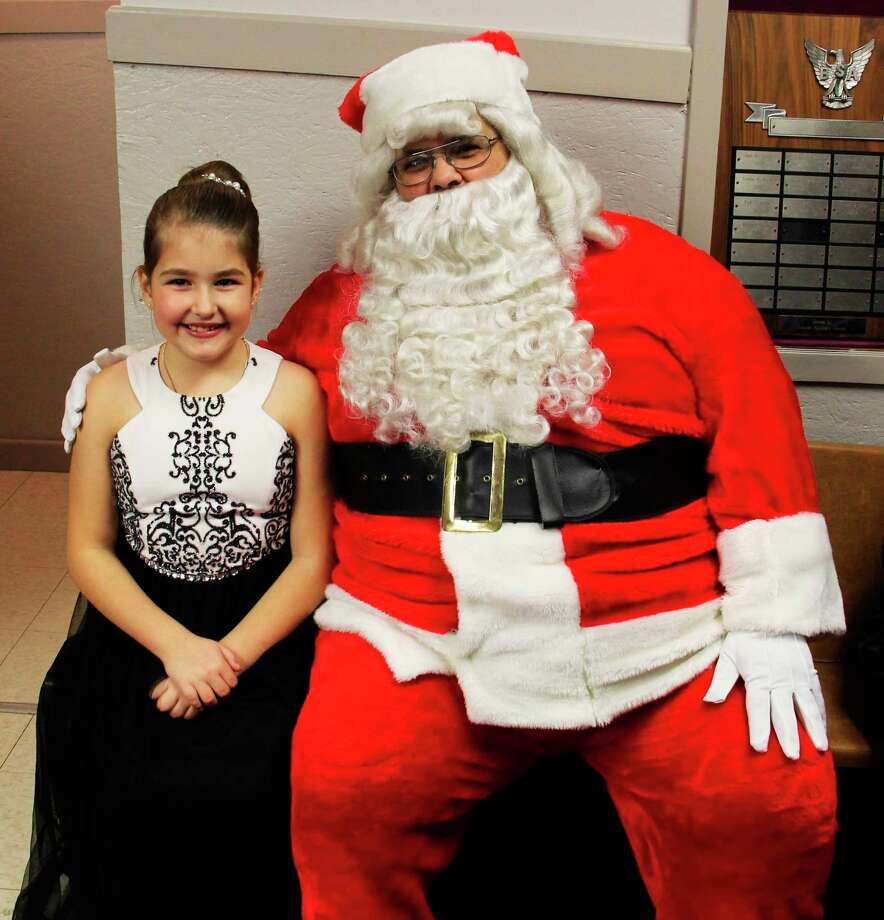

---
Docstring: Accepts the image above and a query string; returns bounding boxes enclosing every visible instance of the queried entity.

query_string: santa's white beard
[339,157,608,452]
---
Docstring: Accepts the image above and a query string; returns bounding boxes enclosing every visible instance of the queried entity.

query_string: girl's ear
[137,267,152,308]
[251,266,265,309]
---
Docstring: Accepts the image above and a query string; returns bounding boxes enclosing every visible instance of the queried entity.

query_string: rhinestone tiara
[200,172,246,197]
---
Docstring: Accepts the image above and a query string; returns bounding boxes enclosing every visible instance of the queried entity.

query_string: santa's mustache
[338,157,607,453]
[367,158,567,309]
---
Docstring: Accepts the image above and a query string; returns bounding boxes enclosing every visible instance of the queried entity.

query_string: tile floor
[0,470,73,916]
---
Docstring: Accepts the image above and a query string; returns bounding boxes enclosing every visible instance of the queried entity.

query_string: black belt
[333,435,709,532]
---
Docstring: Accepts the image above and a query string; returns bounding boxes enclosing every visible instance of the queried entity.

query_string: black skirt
[14,538,316,920]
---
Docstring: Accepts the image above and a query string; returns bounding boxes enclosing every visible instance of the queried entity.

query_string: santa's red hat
[339,31,534,153]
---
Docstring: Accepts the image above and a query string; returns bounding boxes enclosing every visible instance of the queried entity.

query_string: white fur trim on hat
[356,37,533,153]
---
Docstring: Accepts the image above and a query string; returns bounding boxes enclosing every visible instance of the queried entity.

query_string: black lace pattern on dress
[111,436,145,555]
[263,437,296,552]
[113,393,297,581]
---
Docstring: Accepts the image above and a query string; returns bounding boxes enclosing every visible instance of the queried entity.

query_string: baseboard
[0,438,70,472]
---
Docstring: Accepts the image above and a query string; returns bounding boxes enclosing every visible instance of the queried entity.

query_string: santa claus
[64,30,843,920]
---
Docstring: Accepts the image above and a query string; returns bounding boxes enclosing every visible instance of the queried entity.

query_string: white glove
[703,631,828,760]
[61,345,135,453]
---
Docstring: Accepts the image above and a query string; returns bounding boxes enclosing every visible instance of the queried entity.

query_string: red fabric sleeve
[646,224,843,635]
[258,267,362,371]
[618,220,818,531]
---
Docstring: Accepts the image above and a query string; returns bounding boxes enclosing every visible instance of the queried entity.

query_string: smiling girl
[15,162,332,920]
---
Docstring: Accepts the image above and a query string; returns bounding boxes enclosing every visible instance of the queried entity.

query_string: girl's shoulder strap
[244,340,284,404]
[124,344,162,405]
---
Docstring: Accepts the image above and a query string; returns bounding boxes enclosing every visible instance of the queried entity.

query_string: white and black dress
[15,342,315,920]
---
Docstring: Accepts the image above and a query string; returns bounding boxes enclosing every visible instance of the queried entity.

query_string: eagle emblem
[803,38,875,109]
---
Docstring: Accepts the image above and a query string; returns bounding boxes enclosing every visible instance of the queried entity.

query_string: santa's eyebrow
[402,143,433,155]
[402,136,465,155]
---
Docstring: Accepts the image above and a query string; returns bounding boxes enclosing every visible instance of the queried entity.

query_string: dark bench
[809,441,882,770]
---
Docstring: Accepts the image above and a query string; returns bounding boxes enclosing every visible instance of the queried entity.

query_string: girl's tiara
[200,172,246,197]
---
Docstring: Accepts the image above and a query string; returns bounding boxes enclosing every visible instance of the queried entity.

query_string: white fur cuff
[717,512,845,636]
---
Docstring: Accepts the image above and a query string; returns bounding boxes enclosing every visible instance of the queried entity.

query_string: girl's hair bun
[140,160,260,276]
[178,160,253,200]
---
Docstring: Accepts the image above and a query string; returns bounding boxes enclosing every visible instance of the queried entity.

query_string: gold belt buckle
[442,432,507,533]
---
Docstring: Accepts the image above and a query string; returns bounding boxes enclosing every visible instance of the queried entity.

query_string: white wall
[115,1,694,349]
[119,0,692,45]
[116,64,686,346]
[798,387,883,446]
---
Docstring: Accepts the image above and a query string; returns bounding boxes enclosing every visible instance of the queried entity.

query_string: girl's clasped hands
[150,634,242,719]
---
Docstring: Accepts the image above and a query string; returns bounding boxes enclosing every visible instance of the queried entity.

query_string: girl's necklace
[160,339,248,395]
[159,343,180,393]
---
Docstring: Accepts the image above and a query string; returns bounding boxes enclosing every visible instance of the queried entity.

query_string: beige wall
[0,7,122,471]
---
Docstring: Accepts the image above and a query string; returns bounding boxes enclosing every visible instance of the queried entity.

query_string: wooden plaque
[712,11,884,345]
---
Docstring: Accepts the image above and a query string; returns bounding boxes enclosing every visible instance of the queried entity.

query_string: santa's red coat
[262,213,843,728]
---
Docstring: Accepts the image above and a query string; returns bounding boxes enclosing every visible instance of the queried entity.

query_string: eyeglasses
[390,135,503,186]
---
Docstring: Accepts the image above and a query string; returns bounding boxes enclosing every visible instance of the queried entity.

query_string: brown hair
[141,160,259,276]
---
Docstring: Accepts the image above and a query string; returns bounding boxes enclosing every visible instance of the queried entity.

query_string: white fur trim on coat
[717,512,845,636]
[317,523,728,728]
[359,40,533,153]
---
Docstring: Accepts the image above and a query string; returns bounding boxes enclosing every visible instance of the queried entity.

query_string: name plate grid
[728,147,883,319]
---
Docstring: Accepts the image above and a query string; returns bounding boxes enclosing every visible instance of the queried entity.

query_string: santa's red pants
[291,632,836,919]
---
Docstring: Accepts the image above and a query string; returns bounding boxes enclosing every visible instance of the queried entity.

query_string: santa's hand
[61,345,134,453]
[703,631,828,760]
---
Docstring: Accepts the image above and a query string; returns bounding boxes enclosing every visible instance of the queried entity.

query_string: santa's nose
[429,156,464,192]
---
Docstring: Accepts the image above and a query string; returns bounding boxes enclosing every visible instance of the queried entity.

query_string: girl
[15,162,332,919]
